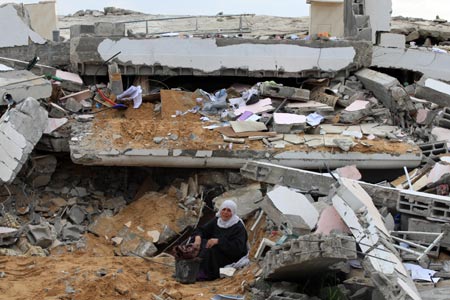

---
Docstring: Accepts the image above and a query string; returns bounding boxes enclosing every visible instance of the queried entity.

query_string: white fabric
[216,199,241,229]
[117,85,142,109]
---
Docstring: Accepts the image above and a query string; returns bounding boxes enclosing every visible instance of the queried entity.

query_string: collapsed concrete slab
[0,97,48,184]
[331,178,421,300]
[0,4,46,48]
[240,161,447,213]
[263,233,356,280]
[71,36,372,78]
[372,46,450,82]
[0,70,52,106]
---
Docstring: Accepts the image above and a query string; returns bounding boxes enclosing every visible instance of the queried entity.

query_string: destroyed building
[1,0,450,299]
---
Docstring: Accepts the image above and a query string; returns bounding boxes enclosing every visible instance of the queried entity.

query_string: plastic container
[174,257,202,284]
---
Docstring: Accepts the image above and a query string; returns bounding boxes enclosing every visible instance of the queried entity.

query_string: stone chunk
[27,223,55,248]
[68,206,86,225]
[62,224,85,241]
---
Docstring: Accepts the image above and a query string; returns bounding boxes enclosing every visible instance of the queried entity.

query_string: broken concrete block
[406,31,420,42]
[0,97,48,184]
[213,183,263,219]
[263,233,356,281]
[119,233,157,257]
[428,162,450,184]
[438,107,450,129]
[314,206,350,235]
[68,206,86,225]
[102,196,127,213]
[335,165,362,180]
[265,186,319,234]
[273,113,306,133]
[431,127,450,148]
[260,82,310,101]
[0,227,20,246]
[158,225,177,244]
[310,87,339,108]
[407,218,450,248]
[378,33,406,49]
[55,70,84,92]
[61,224,85,241]
[27,223,55,249]
[416,108,436,125]
[26,155,57,188]
[416,76,450,108]
[419,140,449,161]
[94,22,126,37]
[64,97,83,113]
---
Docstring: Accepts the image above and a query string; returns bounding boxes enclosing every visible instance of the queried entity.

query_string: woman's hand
[193,236,201,248]
[206,238,218,248]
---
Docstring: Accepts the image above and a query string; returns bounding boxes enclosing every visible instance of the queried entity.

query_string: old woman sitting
[193,200,248,280]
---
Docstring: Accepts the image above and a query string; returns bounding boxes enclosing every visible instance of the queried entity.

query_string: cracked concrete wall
[0,43,70,69]
[308,1,345,37]
[70,36,372,78]
[0,4,46,48]
[24,1,57,41]
[365,0,392,43]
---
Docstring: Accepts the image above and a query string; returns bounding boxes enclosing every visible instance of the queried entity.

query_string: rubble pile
[2,1,450,299]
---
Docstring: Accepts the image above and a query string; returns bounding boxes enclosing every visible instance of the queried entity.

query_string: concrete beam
[71,36,372,78]
[355,68,415,113]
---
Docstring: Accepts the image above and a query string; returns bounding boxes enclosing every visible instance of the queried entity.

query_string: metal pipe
[393,244,423,257]
[391,236,428,250]
[417,231,446,261]
[391,231,441,236]
[404,166,413,190]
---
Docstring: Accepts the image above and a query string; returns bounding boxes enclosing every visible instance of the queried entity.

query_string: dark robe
[194,217,248,280]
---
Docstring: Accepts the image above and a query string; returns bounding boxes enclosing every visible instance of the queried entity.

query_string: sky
[0,0,449,20]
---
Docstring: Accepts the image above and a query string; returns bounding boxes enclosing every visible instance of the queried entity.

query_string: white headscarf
[216,199,241,229]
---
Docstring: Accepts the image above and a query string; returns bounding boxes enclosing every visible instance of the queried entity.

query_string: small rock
[111,236,123,245]
[153,137,164,144]
[64,98,82,113]
[114,283,129,295]
[168,134,179,141]
[0,272,6,278]
[146,271,151,281]
[96,268,108,277]
[65,284,76,294]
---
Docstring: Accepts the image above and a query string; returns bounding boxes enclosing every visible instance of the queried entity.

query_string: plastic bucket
[175,257,202,284]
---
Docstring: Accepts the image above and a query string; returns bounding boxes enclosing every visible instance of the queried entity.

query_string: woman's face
[220,207,232,222]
